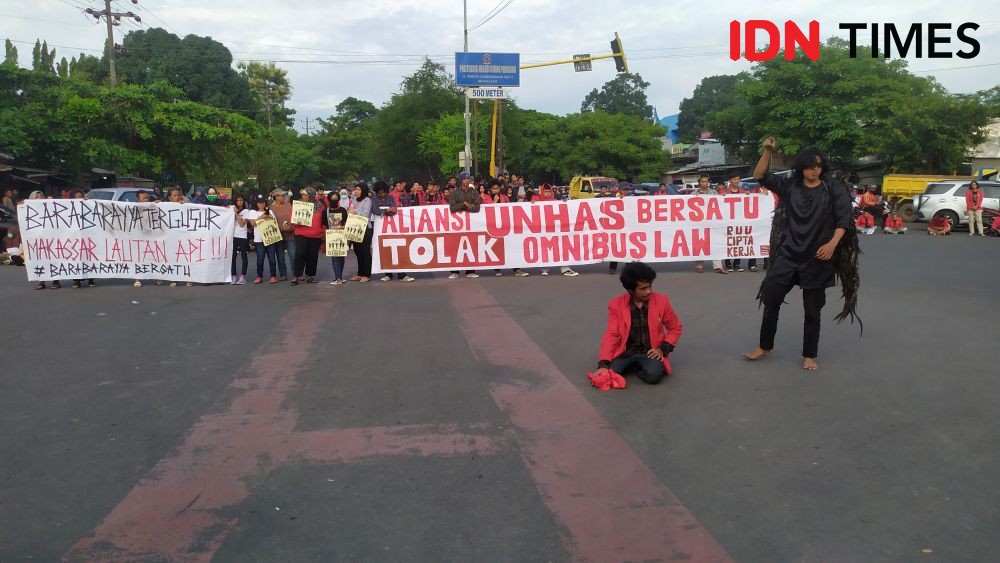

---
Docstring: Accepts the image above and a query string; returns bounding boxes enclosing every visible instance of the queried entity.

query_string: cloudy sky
[4,0,999,131]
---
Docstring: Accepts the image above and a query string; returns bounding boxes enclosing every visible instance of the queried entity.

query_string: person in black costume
[743,137,859,371]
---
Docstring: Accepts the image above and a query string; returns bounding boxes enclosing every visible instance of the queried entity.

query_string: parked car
[569,176,618,199]
[85,187,159,202]
[914,181,1000,226]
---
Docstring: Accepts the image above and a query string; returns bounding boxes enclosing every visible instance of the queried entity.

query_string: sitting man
[855,210,876,234]
[927,213,952,235]
[883,213,907,234]
[595,262,683,384]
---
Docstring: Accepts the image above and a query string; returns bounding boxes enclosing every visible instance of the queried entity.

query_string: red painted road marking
[449,284,734,562]
[65,303,504,562]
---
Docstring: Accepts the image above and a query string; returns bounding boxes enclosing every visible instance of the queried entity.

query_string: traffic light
[610,32,629,73]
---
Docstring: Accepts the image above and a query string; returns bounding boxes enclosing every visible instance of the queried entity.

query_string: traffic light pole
[519,32,628,72]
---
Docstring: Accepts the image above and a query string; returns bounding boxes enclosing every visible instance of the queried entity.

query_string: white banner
[372,195,774,272]
[17,200,235,282]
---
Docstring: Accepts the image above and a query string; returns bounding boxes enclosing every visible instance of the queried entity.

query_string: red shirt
[293,206,326,238]
[966,189,983,211]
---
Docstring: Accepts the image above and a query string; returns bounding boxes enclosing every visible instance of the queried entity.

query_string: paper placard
[291,200,314,226]
[325,230,349,257]
[257,217,282,246]
[344,214,368,243]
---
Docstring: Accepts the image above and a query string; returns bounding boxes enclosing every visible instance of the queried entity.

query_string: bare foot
[743,348,770,361]
[802,358,818,371]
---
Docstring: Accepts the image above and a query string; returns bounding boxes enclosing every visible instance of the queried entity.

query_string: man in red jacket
[595,262,683,384]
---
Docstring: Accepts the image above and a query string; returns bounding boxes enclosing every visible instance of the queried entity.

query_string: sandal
[290,277,299,286]
[715,268,728,274]
[34,282,46,290]
[306,277,318,284]
[358,277,370,283]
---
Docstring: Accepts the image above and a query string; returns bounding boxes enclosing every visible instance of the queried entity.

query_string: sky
[3,0,999,132]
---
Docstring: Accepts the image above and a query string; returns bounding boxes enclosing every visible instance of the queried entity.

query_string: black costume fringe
[756,176,862,335]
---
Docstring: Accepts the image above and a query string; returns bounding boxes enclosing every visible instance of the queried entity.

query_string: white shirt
[234,208,250,239]
[242,209,274,243]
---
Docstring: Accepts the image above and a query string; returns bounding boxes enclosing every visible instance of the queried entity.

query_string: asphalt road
[1,230,998,562]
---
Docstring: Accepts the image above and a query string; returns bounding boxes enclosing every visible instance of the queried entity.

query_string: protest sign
[256,217,282,246]
[17,200,235,282]
[325,230,349,257]
[291,200,314,226]
[344,214,368,243]
[371,195,774,272]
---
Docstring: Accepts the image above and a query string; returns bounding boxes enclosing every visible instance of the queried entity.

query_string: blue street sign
[455,52,520,87]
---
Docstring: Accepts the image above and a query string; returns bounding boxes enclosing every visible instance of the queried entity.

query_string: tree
[677,74,740,142]
[580,73,654,121]
[370,58,463,178]
[116,28,256,112]
[57,57,68,79]
[239,61,295,129]
[556,111,670,181]
[311,97,379,181]
[68,53,106,84]
[708,38,991,173]
[417,109,493,176]
[3,40,18,69]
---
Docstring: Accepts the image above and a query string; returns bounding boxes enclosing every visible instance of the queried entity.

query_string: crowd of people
[2,168,996,289]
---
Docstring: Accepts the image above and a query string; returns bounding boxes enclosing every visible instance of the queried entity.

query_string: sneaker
[380,275,392,281]
[236,277,247,285]
[562,269,579,277]
[736,267,745,272]
[253,277,263,284]
[186,282,194,287]
[230,277,238,285]
[495,271,503,276]
[749,266,758,272]
[330,280,339,285]
[133,280,142,288]
[88,280,96,287]
[72,281,81,288]
[514,270,530,277]
[448,273,460,279]
[726,268,735,272]
[466,272,480,278]
[50,281,61,289]
[170,282,178,287]
[402,276,416,282]
[269,277,277,284]
[541,269,550,276]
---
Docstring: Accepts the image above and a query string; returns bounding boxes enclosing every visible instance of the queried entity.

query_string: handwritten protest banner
[17,200,235,282]
[344,214,368,243]
[325,230,348,257]
[291,200,314,226]
[371,195,774,272]
[257,217,282,246]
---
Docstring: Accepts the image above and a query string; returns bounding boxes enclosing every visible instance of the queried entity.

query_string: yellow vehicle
[881,174,973,222]
[569,176,618,200]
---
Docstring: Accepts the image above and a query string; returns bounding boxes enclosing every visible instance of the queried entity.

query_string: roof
[972,119,1000,159]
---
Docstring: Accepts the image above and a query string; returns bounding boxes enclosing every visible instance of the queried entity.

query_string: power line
[469,0,514,31]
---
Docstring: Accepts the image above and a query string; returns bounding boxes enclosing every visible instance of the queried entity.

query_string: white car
[914,181,1000,226]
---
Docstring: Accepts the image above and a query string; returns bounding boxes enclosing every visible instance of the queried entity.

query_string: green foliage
[239,61,295,128]
[3,40,16,68]
[580,73,654,121]
[369,58,463,178]
[677,74,740,142]
[707,38,992,173]
[311,97,380,182]
[417,105,494,176]
[117,28,256,112]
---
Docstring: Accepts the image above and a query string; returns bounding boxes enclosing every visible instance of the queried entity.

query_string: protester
[350,182,374,283]
[693,174,726,274]
[426,181,444,205]
[966,180,985,236]
[594,262,683,385]
[855,210,876,234]
[483,178,528,277]
[326,191,349,285]
[200,186,230,207]
[67,190,94,289]
[860,186,882,228]
[447,172,482,279]
[4,226,23,266]
[406,180,425,206]
[927,213,952,235]
[883,213,907,235]
[131,191,155,288]
[230,195,249,285]
[722,173,746,272]
[162,188,186,286]
[245,195,279,284]
[531,184,579,277]
[290,187,326,285]
[370,181,414,282]
[269,188,293,280]
[744,137,856,371]
[2,187,15,208]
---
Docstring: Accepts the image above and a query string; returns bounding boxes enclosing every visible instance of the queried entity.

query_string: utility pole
[302,117,311,136]
[462,0,471,174]
[84,0,141,88]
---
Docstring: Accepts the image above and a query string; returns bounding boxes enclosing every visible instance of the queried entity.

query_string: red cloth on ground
[587,369,627,391]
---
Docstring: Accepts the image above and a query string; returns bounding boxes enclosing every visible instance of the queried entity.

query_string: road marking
[449,284,733,562]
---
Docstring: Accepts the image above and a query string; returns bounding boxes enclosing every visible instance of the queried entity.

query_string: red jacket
[293,207,326,238]
[600,292,683,375]
[885,216,903,229]
[856,213,874,228]
[966,189,983,211]
[482,193,510,204]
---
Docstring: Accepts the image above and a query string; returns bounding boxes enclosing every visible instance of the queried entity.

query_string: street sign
[465,87,509,99]
[455,52,520,87]
[573,54,592,72]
